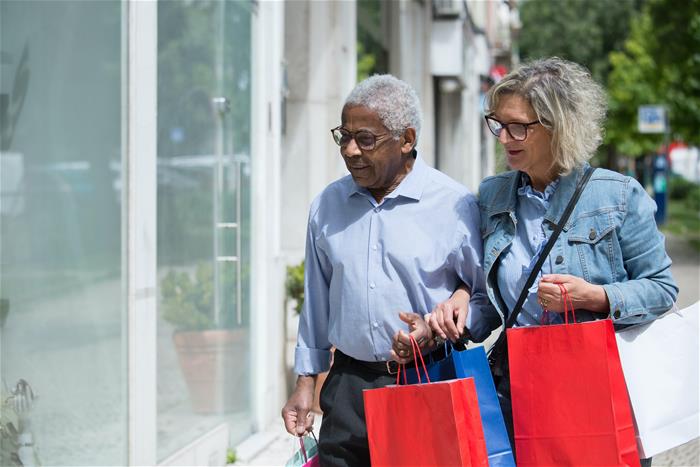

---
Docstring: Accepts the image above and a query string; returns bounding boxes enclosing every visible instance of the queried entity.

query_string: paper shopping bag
[508,318,640,466]
[364,376,487,466]
[616,301,700,457]
[285,433,319,467]
[405,345,515,466]
[366,337,487,467]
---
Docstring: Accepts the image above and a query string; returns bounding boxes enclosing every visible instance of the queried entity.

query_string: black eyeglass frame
[484,115,541,141]
[330,126,390,151]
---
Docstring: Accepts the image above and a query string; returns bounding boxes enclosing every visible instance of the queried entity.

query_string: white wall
[281,0,357,263]
[388,0,435,166]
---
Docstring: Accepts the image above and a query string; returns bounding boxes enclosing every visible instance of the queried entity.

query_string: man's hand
[538,274,609,314]
[281,375,317,436]
[391,311,434,364]
[427,286,470,342]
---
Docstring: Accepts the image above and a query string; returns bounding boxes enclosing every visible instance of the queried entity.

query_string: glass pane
[157,0,253,460]
[0,1,126,465]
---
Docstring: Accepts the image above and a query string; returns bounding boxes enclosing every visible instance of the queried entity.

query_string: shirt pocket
[565,211,618,284]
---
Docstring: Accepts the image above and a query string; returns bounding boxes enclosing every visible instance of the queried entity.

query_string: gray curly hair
[345,74,422,143]
[485,57,607,175]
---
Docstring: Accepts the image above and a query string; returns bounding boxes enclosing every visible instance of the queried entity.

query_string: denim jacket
[466,164,678,342]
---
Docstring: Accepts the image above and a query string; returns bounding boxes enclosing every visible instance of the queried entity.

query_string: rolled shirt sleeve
[294,208,334,375]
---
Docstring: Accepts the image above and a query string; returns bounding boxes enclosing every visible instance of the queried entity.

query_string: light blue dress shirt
[294,155,490,375]
[496,174,562,327]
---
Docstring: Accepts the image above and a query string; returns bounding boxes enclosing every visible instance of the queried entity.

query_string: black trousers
[318,350,395,467]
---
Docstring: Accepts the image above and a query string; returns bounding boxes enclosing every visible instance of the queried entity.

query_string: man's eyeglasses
[331,126,388,151]
[484,116,540,141]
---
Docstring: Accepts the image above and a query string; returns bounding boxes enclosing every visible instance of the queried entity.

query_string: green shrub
[668,175,697,200]
[285,261,305,315]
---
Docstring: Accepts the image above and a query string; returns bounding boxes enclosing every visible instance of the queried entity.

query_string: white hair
[486,57,607,175]
[345,74,422,143]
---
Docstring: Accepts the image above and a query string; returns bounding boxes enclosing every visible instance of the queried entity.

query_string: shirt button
[589,229,597,240]
[372,244,378,251]
[369,282,376,289]
[374,207,380,213]
[613,309,621,319]
[372,321,379,328]
[555,255,564,264]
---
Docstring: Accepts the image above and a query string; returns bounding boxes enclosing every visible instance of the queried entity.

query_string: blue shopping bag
[405,345,515,467]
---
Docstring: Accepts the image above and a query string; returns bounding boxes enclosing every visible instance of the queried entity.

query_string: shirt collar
[517,172,560,202]
[347,150,426,202]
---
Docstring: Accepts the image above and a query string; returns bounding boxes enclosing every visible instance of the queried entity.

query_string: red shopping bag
[363,337,488,466]
[507,286,640,466]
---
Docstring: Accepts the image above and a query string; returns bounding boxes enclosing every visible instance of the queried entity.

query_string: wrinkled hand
[281,376,316,436]
[427,288,469,342]
[538,274,609,314]
[391,312,434,364]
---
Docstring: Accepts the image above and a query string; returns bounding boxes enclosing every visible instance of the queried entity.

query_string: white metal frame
[125,0,157,464]
[250,0,286,431]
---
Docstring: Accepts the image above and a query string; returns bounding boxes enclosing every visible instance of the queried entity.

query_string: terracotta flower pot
[172,328,248,414]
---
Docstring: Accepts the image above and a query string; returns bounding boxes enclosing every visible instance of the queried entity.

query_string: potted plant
[284,261,332,414]
[161,262,247,414]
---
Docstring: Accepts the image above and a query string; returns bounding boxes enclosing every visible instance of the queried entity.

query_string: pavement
[236,233,700,466]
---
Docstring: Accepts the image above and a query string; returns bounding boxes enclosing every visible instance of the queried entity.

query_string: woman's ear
[400,128,417,154]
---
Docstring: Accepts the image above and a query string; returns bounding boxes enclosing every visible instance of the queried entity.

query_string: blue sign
[638,106,667,134]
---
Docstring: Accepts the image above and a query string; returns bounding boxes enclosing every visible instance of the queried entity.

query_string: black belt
[334,345,456,376]
[334,349,400,375]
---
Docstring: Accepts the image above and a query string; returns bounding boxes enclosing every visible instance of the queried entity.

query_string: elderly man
[281,74,489,467]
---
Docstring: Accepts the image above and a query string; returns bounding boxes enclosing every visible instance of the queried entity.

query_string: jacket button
[555,255,564,264]
[589,229,596,240]
[613,309,621,319]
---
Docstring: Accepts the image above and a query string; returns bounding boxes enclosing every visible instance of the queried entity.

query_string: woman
[395,57,678,466]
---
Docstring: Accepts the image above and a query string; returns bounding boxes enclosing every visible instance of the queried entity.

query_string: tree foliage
[518,0,641,84]
[608,0,700,155]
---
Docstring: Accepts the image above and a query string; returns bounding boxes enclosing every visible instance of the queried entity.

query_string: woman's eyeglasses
[485,116,540,141]
[330,126,388,151]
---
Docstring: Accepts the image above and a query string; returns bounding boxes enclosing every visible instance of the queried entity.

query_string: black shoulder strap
[487,166,596,367]
[501,165,596,329]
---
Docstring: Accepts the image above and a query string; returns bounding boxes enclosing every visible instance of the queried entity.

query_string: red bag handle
[298,430,318,463]
[541,284,577,325]
[558,283,577,324]
[395,335,431,385]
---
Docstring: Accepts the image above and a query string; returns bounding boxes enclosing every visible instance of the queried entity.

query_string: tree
[607,0,700,155]
[518,0,643,168]
[518,0,642,84]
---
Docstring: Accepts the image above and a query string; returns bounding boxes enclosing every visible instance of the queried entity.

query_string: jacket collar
[485,171,521,217]
[543,163,589,227]
[485,163,589,226]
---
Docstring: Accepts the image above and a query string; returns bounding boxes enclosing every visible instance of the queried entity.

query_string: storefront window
[0,1,126,465]
[156,0,253,460]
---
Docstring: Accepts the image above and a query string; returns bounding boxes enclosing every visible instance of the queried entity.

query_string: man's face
[339,105,412,191]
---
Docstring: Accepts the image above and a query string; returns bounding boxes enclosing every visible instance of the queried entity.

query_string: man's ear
[400,128,416,154]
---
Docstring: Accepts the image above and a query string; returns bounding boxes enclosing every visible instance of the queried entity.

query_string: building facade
[0,0,512,465]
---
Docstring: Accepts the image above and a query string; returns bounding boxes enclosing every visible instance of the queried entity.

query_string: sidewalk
[238,234,700,467]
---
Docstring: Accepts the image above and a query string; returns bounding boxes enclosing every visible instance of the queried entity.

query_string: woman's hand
[538,274,609,314]
[391,312,434,364]
[427,286,470,342]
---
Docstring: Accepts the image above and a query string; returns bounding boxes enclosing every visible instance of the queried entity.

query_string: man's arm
[282,208,332,435]
[282,375,317,435]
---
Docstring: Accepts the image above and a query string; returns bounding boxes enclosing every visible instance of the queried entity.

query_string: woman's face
[492,94,554,180]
